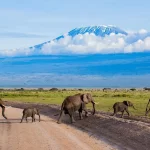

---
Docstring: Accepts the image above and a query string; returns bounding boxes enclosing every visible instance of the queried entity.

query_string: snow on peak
[67,25,127,37]
[31,25,128,50]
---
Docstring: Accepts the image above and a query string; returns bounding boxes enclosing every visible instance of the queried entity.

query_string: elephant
[112,101,136,118]
[0,99,7,119]
[20,108,40,123]
[57,93,96,124]
[145,99,150,116]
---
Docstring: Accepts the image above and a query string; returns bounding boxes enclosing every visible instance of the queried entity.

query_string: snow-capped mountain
[3,25,149,56]
[30,25,127,50]
[67,25,127,37]
[1,26,150,88]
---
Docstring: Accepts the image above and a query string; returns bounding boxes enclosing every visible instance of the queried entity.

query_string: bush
[62,89,67,91]
[15,88,24,91]
[78,89,83,91]
[103,88,111,92]
[49,88,58,91]
[130,88,136,91]
[38,88,44,91]
[143,87,150,91]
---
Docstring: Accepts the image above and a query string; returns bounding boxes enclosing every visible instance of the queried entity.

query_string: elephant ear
[82,94,89,104]
[123,101,129,106]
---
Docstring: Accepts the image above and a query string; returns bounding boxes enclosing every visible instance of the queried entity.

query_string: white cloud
[124,37,150,52]
[0,47,34,57]
[139,29,148,34]
[41,31,150,54]
[1,29,150,56]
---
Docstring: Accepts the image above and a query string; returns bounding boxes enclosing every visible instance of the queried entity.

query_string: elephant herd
[0,94,150,124]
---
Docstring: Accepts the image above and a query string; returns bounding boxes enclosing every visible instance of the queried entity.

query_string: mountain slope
[31,25,127,50]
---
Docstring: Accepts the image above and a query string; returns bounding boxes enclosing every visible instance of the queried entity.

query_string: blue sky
[1,0,150,49]
[0,53,150,88]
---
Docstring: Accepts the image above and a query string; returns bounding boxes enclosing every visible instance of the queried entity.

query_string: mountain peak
[67,25,127,37]
[32,25,128,50]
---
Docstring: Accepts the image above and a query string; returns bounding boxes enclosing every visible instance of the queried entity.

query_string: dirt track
[1,101,150,150]
[0,106,113,150]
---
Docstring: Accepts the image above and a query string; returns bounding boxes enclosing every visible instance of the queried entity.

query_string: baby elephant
[112,101,136,118]
[20,108,40,123]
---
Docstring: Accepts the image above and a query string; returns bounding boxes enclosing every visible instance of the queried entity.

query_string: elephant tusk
[94,102,99,105]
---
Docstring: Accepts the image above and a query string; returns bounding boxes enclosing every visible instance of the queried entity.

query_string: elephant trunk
[91,100,95,115]
[132,105,137,110]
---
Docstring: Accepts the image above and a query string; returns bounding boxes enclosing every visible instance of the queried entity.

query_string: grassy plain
[1,88,150,116]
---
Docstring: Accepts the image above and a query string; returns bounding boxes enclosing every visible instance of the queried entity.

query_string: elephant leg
[33,114,36,122]
[82,104,88,117]
[68,110,75,123]
[32,117,34,122]
[79,111,83,120]
[20,115,25,123]
[126,109,130,117]
[70,114,76,123]
[33,116,35,122]
[26,117,28,123]
[2,106,7,119]
[121,111,125,118]
[147,109,150,116]
[57,110,64,124]
[112,108,117,116]
[32,115,35,122]
[38,114,40,122]
[78,104,83,120]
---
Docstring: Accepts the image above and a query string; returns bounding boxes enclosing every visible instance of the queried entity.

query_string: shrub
[49,88,58,91]
[38,88,44,91]
[130,88,136,91]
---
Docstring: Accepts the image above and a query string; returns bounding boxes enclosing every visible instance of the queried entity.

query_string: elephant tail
[54,102,65,116]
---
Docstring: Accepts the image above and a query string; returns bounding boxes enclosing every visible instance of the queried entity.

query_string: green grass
[1,89,150,116]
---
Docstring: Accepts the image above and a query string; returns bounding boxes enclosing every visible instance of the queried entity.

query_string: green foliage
[130,88,136,91]
[1,89,150,116]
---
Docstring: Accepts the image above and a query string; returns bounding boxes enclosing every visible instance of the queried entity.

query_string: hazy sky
[0,0,150,49]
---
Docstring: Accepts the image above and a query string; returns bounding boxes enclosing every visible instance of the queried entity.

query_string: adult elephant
[0,99,7,119]
[57,93,96,124]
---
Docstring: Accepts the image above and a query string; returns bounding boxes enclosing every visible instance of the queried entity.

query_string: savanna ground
[1,88,150,116]
[1,88,150,150]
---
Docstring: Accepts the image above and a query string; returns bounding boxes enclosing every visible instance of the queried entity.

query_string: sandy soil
[4,101,150,150]
[0,107,114,150]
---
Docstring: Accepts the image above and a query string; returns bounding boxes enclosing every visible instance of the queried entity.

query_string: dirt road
[0,107,114,150]
[4,101,150,150]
